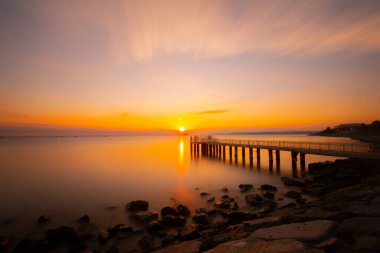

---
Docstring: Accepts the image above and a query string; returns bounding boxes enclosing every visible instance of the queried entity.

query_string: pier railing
[190,136,376,154]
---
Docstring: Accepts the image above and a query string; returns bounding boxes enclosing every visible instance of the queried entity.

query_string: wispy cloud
[189,110,230,115]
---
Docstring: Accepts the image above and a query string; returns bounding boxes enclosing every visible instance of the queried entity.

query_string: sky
[1,0,380,135]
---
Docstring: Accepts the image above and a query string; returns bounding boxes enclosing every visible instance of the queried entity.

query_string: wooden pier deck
[190,136,380,169]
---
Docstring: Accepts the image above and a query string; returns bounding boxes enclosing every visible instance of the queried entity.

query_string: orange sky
[1,0,380,134]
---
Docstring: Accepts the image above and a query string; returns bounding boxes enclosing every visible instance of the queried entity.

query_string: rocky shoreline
[1,159,380,253]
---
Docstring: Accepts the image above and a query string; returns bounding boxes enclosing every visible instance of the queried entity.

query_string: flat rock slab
[204,238,306,253]
[251,220,337,242]
[152,240,201,253]
[243,216,282,230]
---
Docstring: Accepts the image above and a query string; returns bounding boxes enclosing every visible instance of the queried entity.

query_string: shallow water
[0,134,358,238]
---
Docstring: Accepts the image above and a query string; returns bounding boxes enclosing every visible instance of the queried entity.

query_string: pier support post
[229,146,232,162]
[219,145,222,158]
[268,149,273,162]
[234,146,238,162]
[275,150,280,164]
[222,145,226,160]
[300,153,306,171]
[256,148,261,161]
[242,147,246,165]
[291,151,298,171]
[249,148,253,167]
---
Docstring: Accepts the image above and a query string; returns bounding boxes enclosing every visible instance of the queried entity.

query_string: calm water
[0,134,358,238]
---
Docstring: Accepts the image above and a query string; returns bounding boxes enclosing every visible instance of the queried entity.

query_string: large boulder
[239,184,253,192]
[134,211,159,223]
[204,238,306,253]
[152,240,201,253]
[161,206,179,217]
[125,200,149,212]
[261,184,278,192]
[281,177,306,187]
[251,220,337,242]
[12,239,50,253]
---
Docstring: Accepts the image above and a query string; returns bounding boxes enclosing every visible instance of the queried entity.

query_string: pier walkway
[190,136,380,169]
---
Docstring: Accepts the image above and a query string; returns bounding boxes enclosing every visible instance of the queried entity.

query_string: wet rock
[108,224,133,235]
[153,240,201,253]
[263,191,275,200]
[261,184,278,192]
[200,192,210,197]
[354,235,380,252]
[207,197,215,203]
[162,214,186,226]
[229,201,239,210]
[280,202,297,209]
[315,237,339,252]
[336,217,380,243]
[147,221,164,233]
[281,176,306,187]
[192,213,209,225]
[245,193,263,206]
[308,161,334,174]
[195,208,211,214]
[78,214,90,224]
[296,198,306,205]
[125,200,149,212]
[105,245,120,253]
[221,187,229,193]
[215,198,232,209]
[239,184,253,192]
[227,211,257,224]
[139,237,152,252]
[243,216,282,230]
[134,211,159,223]
[37,214,51,224]
[161,206,179,217]
[251,220,337,242]
[180,224,200,240]
[176,204,191,217]
[98,228,110,244]
[285,191,302,199]
[0,236,11,251]
[12,239,50,253]
[45,226,79,245]
[204,238,306,253]
[258,202,277,216]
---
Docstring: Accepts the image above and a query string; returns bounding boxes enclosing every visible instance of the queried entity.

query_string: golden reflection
[173,137,193,203]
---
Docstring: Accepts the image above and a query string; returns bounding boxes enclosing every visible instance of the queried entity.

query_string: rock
[315,237,338,251]
[280,202,297,209]
[200,192,210,197]
[105,245,119,253]
[245,194,263,206]
[139,237,152,252]
[281,176,306,187]
[285,191,302,199]
[204,238,306,253]
[45,226,79,245]
[243,216,282,230]
[239,184,253,192]
[192,213,209,225]
[261,184,278,192]
[152,240,201,253]
[161,206,179,217]
[78,214,90,224]
[108,224,133,235]
[162,214,186,226]
[354,235,380,252]
[263,191,275,200]
[147,221,164,233]
[12,239,50,253]
[215,197,236,209]
[227,211,258,224]
[177,204,191,216]
[37,214,51,224]
[134,211,159,223]
[308,162,334,174]
[98,228,110,244]
[207,197,216,203]
[336,217,380,243]
[181,224,200,240]
[251,220,337,242]
[258,202,277,216]
[221,187,229,193]
[0,236,11,250]
[125,200,149,212]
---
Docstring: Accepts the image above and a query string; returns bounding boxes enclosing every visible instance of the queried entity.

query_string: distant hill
[314,120,380,143]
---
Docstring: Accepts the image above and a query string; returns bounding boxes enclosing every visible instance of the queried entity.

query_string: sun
[179,126,185,133]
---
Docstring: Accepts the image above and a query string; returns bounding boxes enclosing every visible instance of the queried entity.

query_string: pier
[190,136,380,170]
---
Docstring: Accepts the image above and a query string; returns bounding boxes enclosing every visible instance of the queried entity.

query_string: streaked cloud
[189,110,230,115]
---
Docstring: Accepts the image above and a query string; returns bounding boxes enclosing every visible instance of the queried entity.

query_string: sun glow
[179,126,185,133]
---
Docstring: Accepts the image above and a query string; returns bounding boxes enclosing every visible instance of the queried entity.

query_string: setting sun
[179,126,185,133]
